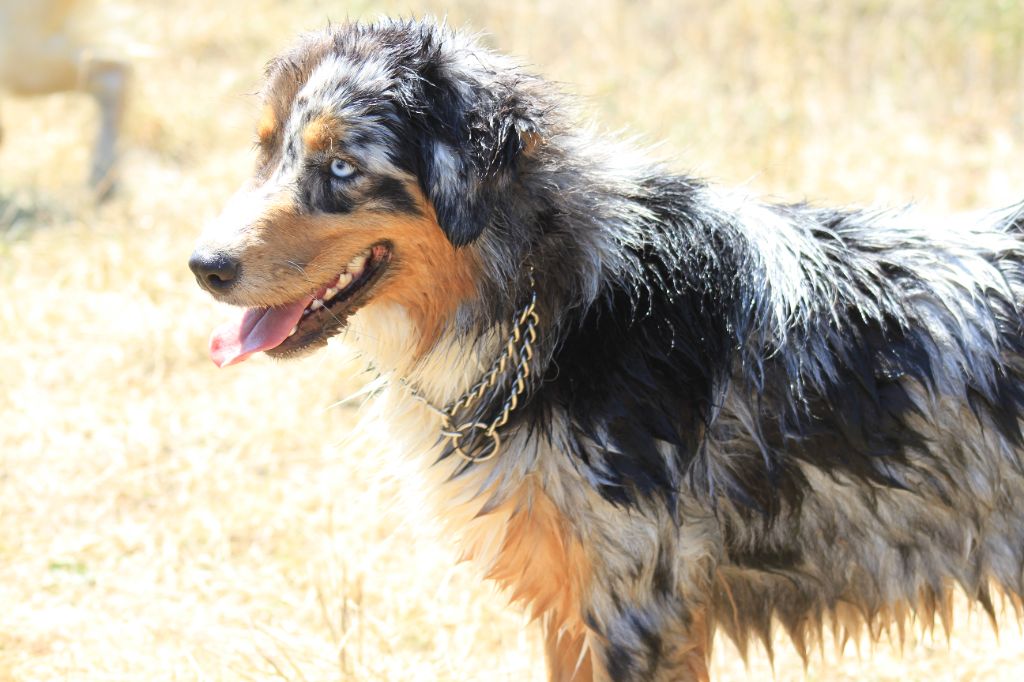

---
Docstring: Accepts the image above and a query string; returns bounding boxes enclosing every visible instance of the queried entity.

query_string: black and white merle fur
[201,18,1024,681]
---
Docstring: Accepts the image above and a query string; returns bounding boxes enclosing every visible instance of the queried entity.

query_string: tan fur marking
[302,114,343,153]
[257,105,277,144]
[665,608,711,682]
[374,186,478,354]
[486,484,590,627]
[521,130,544,156]
[449,480,593,678]
[545,621,594,682]
[217,181,476,354]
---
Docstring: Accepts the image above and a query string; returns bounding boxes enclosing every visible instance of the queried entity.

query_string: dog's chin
[267,242,393,359]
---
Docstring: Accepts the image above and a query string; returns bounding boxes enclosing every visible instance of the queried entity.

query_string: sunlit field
[3,1,1024,679]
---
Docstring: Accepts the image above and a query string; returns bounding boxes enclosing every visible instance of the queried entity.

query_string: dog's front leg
[585,591,712,682]
[562,515,717,682]
[538,580,712,682]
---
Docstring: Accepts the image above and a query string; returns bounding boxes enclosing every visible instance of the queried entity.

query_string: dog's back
[666,196,1024,663]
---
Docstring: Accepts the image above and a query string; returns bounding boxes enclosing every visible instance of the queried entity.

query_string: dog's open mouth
[208,242,392,367]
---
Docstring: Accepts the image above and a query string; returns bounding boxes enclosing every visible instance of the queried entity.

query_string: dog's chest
[376,388,590,627]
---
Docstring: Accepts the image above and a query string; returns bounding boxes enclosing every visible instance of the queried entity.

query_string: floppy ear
[414,80,540,247]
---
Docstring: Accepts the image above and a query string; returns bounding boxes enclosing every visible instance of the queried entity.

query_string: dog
[0,0,129,196]
[189,18,1024,681]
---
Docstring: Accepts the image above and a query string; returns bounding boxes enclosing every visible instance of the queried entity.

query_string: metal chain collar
[403,275,540,463]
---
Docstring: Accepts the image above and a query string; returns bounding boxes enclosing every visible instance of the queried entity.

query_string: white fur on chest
[342,303,529,569]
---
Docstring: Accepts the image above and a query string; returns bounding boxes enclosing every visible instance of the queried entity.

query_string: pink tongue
[209,297,311,367]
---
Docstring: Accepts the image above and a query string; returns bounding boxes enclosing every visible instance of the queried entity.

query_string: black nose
[189,251,240,293]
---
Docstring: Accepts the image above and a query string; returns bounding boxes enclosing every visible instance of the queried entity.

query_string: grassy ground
[3,0,1024,679]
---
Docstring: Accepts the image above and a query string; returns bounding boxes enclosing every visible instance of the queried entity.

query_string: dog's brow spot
[303,115,344,153]
[257,105,278,143]
[521,130,544,155]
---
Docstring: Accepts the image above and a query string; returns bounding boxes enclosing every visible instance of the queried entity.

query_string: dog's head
[189,19,545,367]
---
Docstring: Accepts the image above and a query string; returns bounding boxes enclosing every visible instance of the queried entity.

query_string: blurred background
[3,0,1024,679]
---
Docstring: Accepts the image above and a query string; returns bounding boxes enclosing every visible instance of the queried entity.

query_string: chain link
[403,275,539,463]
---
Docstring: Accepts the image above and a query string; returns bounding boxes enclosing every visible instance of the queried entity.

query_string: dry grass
[3,0,1024,679]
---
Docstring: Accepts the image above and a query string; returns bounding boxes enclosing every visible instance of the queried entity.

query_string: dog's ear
[412,79,540,247]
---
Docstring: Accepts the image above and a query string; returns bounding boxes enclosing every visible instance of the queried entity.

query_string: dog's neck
[343,303,510,406]
[344,295,545,467]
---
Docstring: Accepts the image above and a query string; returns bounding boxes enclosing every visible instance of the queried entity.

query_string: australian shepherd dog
[189,18,1024,681]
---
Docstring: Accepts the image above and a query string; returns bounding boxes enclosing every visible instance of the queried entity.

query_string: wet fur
[193,18,1024,681]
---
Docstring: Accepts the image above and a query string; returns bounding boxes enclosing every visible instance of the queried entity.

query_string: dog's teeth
[311,299,323,311]
[336,272,353,289]
[288,326,298,337]
[348,252,368,271]
[324,286,339,300]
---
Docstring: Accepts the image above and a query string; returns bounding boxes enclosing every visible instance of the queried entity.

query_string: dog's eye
[330,158,357,180]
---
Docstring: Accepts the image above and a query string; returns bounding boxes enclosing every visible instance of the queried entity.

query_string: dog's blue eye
[330,158,356,180]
